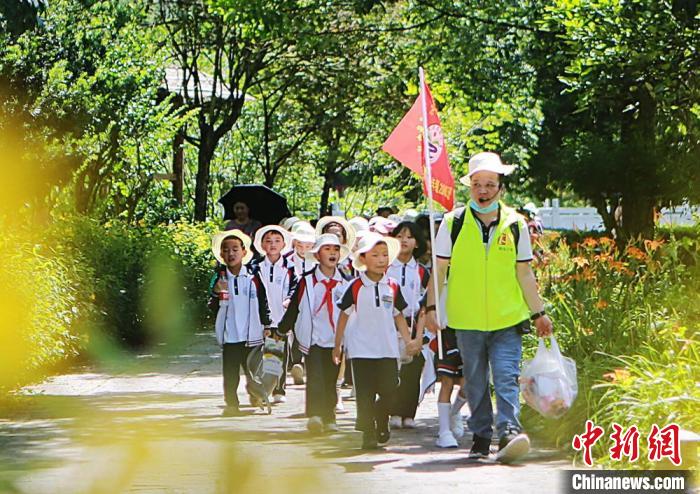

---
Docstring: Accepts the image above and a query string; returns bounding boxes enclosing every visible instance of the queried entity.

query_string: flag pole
[419,67,444,361]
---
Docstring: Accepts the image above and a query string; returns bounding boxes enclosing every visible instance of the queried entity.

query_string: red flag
[382,82,455,210]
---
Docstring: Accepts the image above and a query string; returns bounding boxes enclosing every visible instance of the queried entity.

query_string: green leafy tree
[530,0,700,239]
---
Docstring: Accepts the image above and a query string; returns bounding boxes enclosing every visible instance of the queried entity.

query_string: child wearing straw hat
[277,233,351,434]
[249,225,297,403]
[332,232,422,450]
[209,230,273,416]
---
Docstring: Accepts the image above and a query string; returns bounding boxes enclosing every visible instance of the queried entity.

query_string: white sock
[451,392,468,416]
[438,402,452,435]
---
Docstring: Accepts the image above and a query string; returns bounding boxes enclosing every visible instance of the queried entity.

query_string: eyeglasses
[471,182,500,191]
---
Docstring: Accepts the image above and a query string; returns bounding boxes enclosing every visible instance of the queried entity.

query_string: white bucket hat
[291,221,316,243]
[459,152,516,186]
[304,233,351,263]
[315,216,356,249]
[253,225,291,254]
[281,216,301,230]
[212,229,253,265]
[368,216,397,235]
[402,209,419,222]
[351,232,400,272]
[348,216,370,234]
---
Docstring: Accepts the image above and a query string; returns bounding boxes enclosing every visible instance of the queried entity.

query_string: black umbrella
[218,184,292,226]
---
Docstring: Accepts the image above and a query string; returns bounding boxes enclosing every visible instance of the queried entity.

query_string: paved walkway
[0,331,571,494]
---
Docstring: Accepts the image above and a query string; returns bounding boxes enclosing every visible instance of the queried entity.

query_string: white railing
[538,200,698,232]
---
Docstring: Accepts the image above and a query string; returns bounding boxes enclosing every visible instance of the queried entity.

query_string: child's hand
[214,278,227,294]
[332,346,342,365]
[282,298,291,309]
[264,328,272,338]
[406,338,422,356]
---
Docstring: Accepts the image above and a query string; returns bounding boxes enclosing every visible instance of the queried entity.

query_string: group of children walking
[209,215,468,450]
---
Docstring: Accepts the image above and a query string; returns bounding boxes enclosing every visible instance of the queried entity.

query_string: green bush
[0,229,93,393]
[0,215,219,395]
[59,216,218,347]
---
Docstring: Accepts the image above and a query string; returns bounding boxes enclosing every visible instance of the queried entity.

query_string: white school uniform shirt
[284,250,317,278]
[214,268,266,347]
[337,272,408,359]
[386,257,429,319]
[258,255,293,327]
[286,267,348,353]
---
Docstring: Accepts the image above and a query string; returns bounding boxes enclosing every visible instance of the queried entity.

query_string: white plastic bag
[520,335,577,419]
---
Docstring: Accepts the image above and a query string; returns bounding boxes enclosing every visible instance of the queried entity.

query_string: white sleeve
[434,217,452,258]
[516,220,533,262]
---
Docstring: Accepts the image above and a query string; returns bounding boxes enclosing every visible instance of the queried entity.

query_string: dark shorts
[430,328,463,378]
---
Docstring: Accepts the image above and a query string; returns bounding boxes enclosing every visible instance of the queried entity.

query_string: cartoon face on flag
[428,125,444,164]
[382,82,455,211]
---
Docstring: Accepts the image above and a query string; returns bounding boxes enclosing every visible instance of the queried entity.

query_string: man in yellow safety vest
[426,151,553,464]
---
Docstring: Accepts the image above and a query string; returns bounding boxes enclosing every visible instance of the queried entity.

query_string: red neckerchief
[312,272,340,330]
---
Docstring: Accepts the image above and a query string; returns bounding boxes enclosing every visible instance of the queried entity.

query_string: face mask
[470,199,499,214]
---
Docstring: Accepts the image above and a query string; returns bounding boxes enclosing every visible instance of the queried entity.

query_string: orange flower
[599,237,614,247]
[582,237,599,248]
[572,256,589,268]
[644,239,664,252]
[595,299,609,309]
[625,246,647,261]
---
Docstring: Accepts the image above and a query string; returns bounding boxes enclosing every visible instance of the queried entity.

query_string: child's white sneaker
[307,416,323,434]
[335,397,345,413]
[389,415,402,429]
[291,364,304,385]
[272,394,286,404]
[402,417,417,429]
[436,431,459,448]
[450,413,465,439]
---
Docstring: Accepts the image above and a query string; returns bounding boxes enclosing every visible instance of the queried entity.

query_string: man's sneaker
[468,434,492,458]
[361,431,379,450]
[307,416,323,434]
[389,415,402,429]
[450,413,465,439]
[324,421,339,433]
[496,429,530,464]
[272,394,286,404]
[436,431,459,448]
[291,364,305,385]
[402,417,417,429]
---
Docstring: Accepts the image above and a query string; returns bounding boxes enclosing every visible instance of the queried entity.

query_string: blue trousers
[454,325,523,440]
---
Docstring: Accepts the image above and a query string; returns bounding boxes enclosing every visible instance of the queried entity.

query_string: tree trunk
[617,84,658,241]
[318,148,339,217]
[172,129,184,206]
[592,195,619,237]
[319,168,334,217]
[194,125,216,222]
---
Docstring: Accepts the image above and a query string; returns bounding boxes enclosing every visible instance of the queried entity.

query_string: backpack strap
[350,278,363,307]
[509,221,520,248]
[450,208,466,247]
[387,279,399,301]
